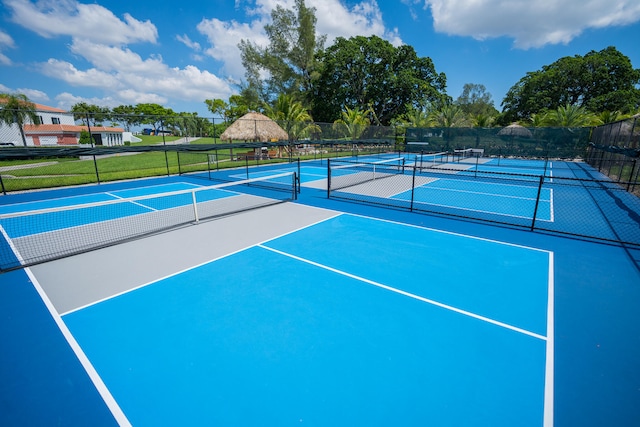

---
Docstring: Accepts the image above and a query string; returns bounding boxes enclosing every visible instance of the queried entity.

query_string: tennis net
[0,172,297,272]
[328,157,406,191]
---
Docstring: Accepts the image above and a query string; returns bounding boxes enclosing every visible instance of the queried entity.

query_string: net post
[410,163,417,211]
[191,190,200,224]
[530,175,545,231]
[245,156,249,180]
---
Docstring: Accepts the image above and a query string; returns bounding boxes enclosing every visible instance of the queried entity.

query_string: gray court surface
[30,202,339,314]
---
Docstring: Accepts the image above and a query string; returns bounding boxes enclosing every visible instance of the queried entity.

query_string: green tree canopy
[238,0,325,103]
[71,102,111,125]
[501,46,640,122]
[312,35,446,125]
[455,83,498,117]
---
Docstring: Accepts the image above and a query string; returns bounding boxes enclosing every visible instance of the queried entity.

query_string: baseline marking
[258,243,547,341]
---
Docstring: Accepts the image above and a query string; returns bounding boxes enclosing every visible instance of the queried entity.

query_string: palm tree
[428,104,469,128]
[545,103,597,127]
[428,104,469,150]
[399,106,431,128]
[264,94,318,158]
[0,93,38,147]
[333,106,371,140]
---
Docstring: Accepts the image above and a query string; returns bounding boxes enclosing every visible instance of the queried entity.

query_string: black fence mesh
[328,157,640,247]
[586,116,640,196]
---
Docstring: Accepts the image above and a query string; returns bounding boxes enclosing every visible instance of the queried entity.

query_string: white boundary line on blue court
[24,268,132,427]
[343,211,555,426]
[389,195,554,222]
[60,209,343,316]
[55,207,554,425]
[258,243,547,341]
[544,251,555,427]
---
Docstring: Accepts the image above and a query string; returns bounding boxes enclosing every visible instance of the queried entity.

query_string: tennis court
[1,156,639,426]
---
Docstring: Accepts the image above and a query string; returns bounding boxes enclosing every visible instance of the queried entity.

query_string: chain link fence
[327,157,640,247]
[586,115,640,195]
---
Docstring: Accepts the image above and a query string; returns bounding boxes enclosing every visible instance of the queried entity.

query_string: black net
[0,172,297,272]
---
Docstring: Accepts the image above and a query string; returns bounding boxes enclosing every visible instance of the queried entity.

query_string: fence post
[177,152,182,175]
[410,163,417,212]
[0,173,6,195]
[627,159,638,192]
[297,158,301,193]
[530,175,545,231]
[93,154,101,184]
[293,172,298,200]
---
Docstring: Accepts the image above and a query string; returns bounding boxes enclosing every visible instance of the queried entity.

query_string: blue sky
[0,0,639,118]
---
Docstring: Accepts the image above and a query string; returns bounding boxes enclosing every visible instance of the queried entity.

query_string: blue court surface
[60,213,552,426]
[1,158,639,426]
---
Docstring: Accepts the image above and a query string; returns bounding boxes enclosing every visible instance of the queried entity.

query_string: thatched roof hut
[220,112,289,142]
[498,123,533,138]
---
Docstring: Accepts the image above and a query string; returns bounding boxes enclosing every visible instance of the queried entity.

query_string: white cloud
[176,34,201,51]
[5,0,158,44]
[38,39,234,105]
[196,0,403,82]
[197,17,268,79]
[0,84,49,102]
[423,0,640,48]
[0,30,15,65]
[54,92,124,111]
[16,88,50,102]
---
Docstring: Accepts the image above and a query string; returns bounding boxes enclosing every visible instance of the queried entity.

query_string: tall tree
[502,46,640,122]
[134,103,175,134]
[71,102,111,126]
[111,104,137,131]
[238,0,325,103]
[312,35,446,125]
[455,83,497,117]
[0,93,38,147]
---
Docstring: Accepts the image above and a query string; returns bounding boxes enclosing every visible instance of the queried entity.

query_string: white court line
[105,192,159,212]
[60,210,343,316]
[412,183,551,202]
[544,251,555,427]
[24,268,132,427]
[258,243,547,341]
[389,195,554,222]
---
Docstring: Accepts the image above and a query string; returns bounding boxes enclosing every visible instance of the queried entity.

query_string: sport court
[1,156,639,426]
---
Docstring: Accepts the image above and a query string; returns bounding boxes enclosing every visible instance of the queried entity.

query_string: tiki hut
[498,123,533,138]
[220,112,289,142]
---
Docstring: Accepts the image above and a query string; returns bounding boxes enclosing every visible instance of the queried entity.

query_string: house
[1,102,124,147]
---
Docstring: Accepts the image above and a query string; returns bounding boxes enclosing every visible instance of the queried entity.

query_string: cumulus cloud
[197,0,403,80]
[423,0,640,48]
[5,0,157,44]
[38,39,234,104]
[0,30,16,65]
